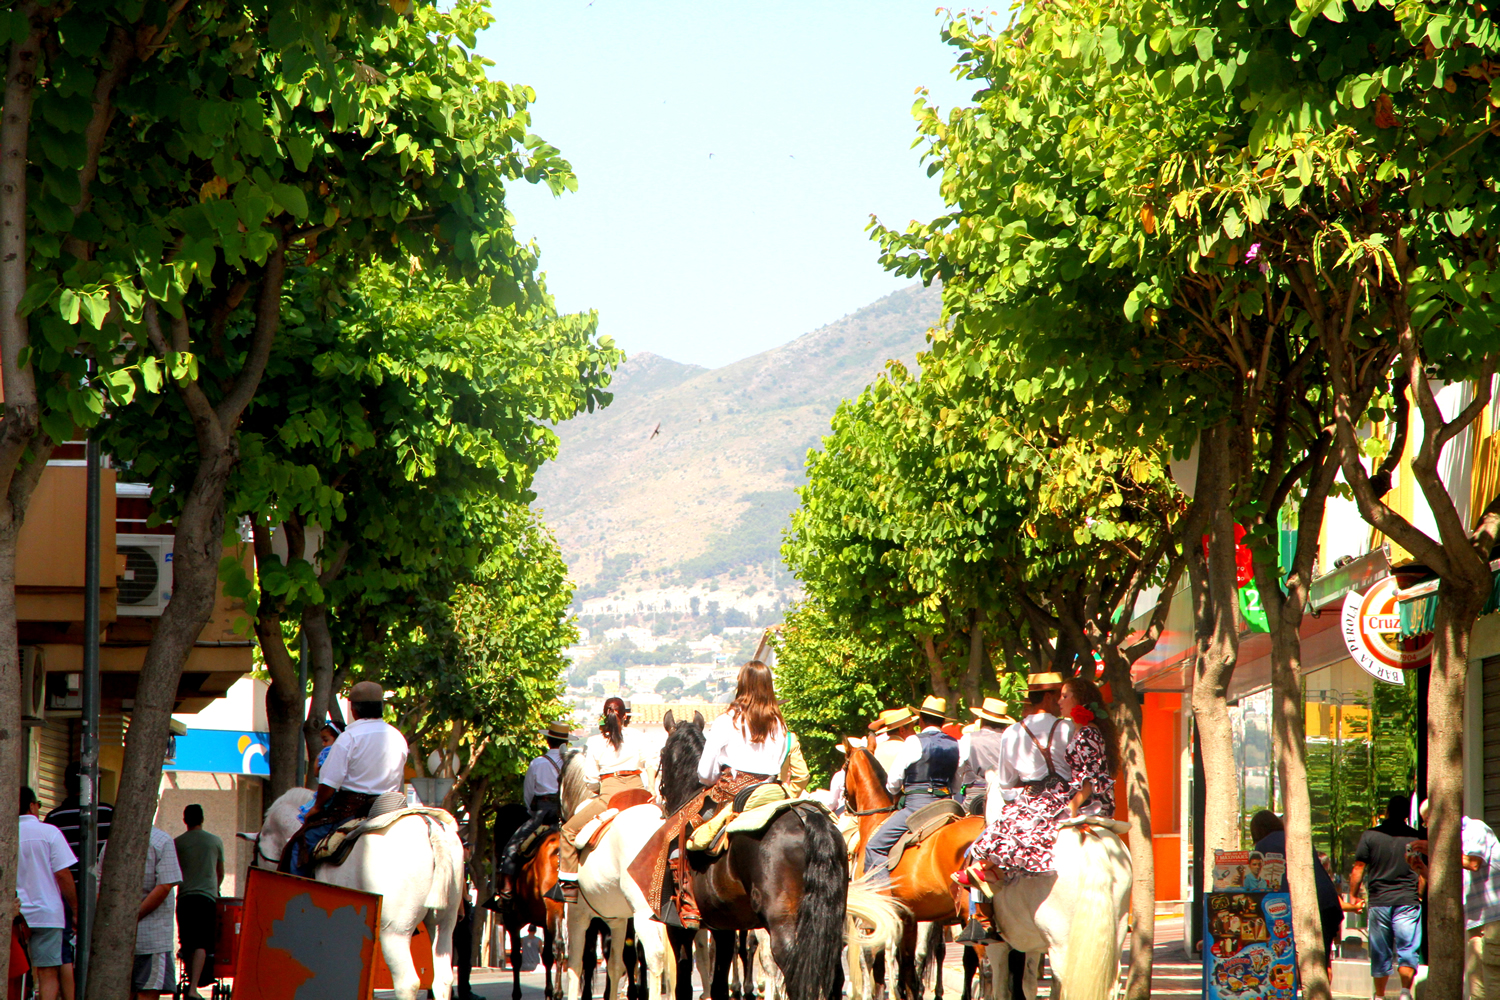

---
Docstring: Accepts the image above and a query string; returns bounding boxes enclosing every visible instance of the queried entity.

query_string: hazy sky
[477,3,978,369]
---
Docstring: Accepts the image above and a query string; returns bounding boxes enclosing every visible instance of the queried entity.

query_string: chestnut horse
[842,742,983,1000]
[494,804,567,1000]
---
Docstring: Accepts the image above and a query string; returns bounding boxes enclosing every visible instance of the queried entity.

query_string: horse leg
[694,930,712,1000]
[566,905,593,1000]
[382,923,424,1000]
[711,929,735,1000]
[605,919,629,1000]
[961,944,977,1000]
[510,920,525,1000]
[624,921,640,1000]
[429,910,458,1000]
[898,919,920,1000]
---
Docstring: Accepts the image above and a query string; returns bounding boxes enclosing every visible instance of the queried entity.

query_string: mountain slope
[532,283,940,606]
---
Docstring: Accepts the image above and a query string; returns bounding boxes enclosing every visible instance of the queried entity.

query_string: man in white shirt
[282,680,409,878]
[497,720,571,902]
[873,706,916,776]
[957,697,1015,819]
[995,673,1075,798]
[19,786,77,1000]
[864,697,960,874]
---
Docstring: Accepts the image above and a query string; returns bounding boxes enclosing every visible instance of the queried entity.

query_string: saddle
[515,822,560,863]
[312,804,455,867]
[685,782,792,854]
[571,788,657,853]
[882,798,966,871]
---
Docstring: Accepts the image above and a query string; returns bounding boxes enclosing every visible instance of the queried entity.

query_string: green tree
[71,5,576,994]
[655,675,684,696]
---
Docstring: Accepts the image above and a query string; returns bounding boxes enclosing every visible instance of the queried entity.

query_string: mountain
[531,283,941,616]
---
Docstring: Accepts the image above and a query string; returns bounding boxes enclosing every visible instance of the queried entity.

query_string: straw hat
[969,696,1016,725]
[918,695,951,721]
[546,720,572,739]
[878,706,917,731]
[1027,671,1065,691]
[836,736,868,754]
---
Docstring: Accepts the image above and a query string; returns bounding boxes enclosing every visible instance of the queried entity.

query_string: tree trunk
[922,633,953,700]
[301,603,336,777]
[1100,651,1155,1000]
[250,518,303,805]
[1187,428,1241,899]
[1425,590,1480,999]
[86,447,236,1000]
[962,612,985,710]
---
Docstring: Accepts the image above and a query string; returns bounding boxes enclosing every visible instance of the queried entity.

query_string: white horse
[987,817,1131,1000]
[246,788,465,1000]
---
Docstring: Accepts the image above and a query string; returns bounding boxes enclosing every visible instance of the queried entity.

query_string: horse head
[658,715,707,814]
[842,744,892,814]
[241,786,316,868]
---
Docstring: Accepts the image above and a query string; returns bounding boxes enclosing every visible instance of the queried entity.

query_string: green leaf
[271,183,309,219]
[80,291,109,330]
[58,288,81,324]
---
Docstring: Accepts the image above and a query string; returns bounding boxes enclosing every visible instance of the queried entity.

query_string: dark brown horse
[842,742,984,1000]
[658,716,848,1000]
[494,804,567,1000]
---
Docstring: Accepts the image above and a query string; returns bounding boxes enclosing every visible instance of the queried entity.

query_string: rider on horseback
[496,719,571,902]
[863,695,959,879]
[554,697,650,903]
[956,697,1015,817]
[281,681,409,879]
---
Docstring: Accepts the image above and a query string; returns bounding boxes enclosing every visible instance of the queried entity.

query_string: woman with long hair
[1057,675,1118,819]
[696,660,792,788]
[556,696,649,901]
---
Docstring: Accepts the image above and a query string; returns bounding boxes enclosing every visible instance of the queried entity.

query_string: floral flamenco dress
[971,710,1114,877]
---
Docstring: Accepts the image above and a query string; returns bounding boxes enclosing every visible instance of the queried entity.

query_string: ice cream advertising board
[1203,849,1298,1000]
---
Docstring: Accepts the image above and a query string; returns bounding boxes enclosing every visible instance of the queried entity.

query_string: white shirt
[697,712,789,785]
[884,726,947,794]
[824,769,848,816]
[522,748,565,809]
[1463,816,1500,929]
[319,717,409,796]
[874,735,907,776]
[995,712,1075,790]
[586,728,649,775]
[18,815,75,929]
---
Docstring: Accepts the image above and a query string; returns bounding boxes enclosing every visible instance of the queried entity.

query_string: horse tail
[424,815,464,912]
[780,806,848,1000]
[845,875,907,957]
[1060,826,1124,1000]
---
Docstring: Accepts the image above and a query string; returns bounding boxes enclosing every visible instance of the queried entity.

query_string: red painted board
[371,923,435,991]
[233,867,382,1000]
[214,897,244,978]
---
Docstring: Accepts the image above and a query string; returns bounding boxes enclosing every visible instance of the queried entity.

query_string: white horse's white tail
[845,877,908,955]
[423,815,463,911]
[1060,825,1123,1000]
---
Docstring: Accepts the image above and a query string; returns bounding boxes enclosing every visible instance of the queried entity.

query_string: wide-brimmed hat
[836,736,868,754]
[546,720,572,739]
[917,695,951,721]
[1027,671,1065,691]
[969,697,1016,725]
[877,706,917,732]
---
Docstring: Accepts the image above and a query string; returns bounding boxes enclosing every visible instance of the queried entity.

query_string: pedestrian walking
[174,804,224,998]
[1410,799,1500,999]
[1348,794,1421,1000]
[18,787,77,1000]
[44,761,113,996]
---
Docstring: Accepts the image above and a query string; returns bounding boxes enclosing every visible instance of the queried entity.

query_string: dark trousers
[864,790,945,870]
[280,790,377,879]
[455,909,473,992]
[500,797,561,878]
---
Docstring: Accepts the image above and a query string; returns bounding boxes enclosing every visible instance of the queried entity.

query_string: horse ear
[663,710,675,733]
[235,832,257,841]
[693,711,705,729]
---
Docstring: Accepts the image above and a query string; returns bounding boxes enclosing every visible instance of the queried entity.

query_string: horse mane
[559,748,590,821]
[856,747,888,789]
[658,719,707,814]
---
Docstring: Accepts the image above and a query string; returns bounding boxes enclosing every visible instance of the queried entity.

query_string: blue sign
[165,729,270,776]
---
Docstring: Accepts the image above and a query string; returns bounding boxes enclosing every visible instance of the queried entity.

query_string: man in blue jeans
[1349,794,1422,1000]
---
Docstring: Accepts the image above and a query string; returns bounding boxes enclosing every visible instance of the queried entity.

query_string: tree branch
[215,240,287,427]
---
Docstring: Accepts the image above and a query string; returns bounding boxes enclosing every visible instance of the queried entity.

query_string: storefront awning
[1396,560,1500,638]
[164,728,270,776]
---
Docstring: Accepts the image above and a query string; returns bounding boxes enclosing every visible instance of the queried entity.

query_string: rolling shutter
[37,719,73,813]
[1484,656,1500,830]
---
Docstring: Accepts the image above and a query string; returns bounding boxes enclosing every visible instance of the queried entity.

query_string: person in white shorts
[18,786,77,1000]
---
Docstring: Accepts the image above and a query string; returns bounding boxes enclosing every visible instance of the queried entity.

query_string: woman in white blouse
[697,661,796,789]
[559,697,650,890]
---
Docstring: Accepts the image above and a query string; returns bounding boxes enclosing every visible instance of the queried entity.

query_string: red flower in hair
[1071,705,1095,727]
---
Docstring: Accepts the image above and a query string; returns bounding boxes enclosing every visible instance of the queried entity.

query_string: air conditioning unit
[21,647,44,724]
[115,534,173,616]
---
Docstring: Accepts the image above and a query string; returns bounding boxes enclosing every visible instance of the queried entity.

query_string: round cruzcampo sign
[1341,577,1433,685]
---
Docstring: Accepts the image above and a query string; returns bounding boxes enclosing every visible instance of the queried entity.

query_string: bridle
[843,748,897,817]
[249,832,282,868]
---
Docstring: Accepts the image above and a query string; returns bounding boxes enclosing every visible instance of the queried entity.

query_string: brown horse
[494,806,567,1000]
[842,741,984,1000]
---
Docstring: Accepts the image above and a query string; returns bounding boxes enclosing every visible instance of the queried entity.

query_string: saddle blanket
[884,799,966,871]
[314,806,457,866]
[685,783,795,854]
[572,789,658,851]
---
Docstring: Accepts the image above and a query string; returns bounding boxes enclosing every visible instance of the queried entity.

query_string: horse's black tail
[781,805,848,1000]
